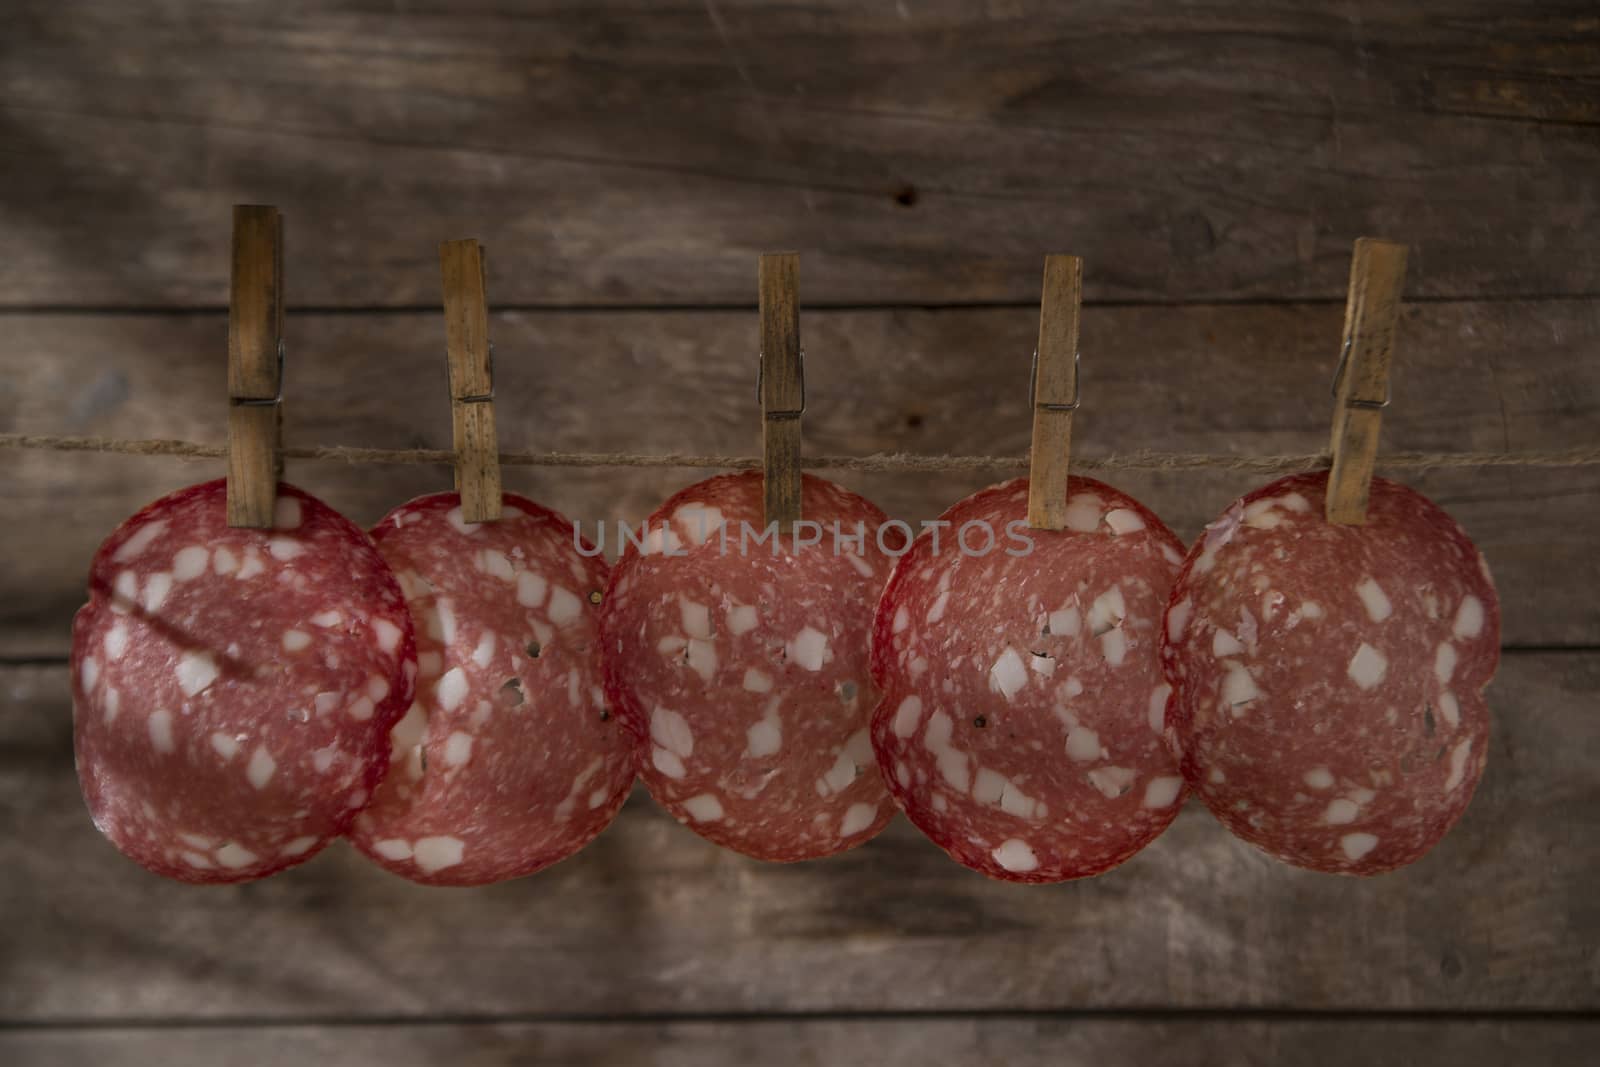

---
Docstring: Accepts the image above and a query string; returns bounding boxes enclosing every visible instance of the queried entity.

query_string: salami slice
[600,471,896,860]
[1159,472,1500,875]
[348,492,632,885]
[70,479,418,884]
[869,476,1189,882]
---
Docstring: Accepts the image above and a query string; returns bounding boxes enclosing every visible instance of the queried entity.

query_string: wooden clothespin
[1326,238,1408,525]
[226,204,285,528]
[1026,254,1085,530]
[441,238,502,523]
[759,252,803,528]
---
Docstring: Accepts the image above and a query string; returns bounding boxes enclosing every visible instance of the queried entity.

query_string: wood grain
[0,2,1596,306]
[1026,255,1083,530]
[3,300,1596,657]
[1,652,1596,1020]
[3,1018,1597,1067]
[1327,239,1408,524]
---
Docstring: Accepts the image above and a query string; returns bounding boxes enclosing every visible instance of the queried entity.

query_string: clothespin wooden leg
[1026,254,1084,531]
[226,204,284,529]
[441,239,502,523]
[759,253,803,529]
[1326,238,1408,525]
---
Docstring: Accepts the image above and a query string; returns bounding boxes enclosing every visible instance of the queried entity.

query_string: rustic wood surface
[1,2,1598,307]
[2,653,1596,1020]
[4,1019,1598,1067]
[2,1,1597,1061]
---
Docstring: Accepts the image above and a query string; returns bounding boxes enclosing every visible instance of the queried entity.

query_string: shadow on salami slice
[349,491,633,885]
[70,479,418,884]
[1159,472,1501,875]
[600,471,897,861]
[869,476,1189,883]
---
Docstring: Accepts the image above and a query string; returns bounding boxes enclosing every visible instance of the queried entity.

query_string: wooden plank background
[1,2,1596,1063]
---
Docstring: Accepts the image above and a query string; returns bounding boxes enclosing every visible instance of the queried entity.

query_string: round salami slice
[869,476,1189,883]
[70,479,418,884]
[1159,472,1500,875]
[600,471,897,861]
[349,492,633,885]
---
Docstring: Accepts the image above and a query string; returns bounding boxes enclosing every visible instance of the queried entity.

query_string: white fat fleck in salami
[1356,578,1393,623]
[601,471,896,861]
[1048,605,1081,638]
[1160,472,1499,876]
[348,491,632,886]
[682,794,725,822]
[70,480,418,884]
[1435,642,1458,685]
[1212,629,1245,657]
[1143,776,1183,809]
[113,520,168,561]
[727,603,759,635]
[235,551,265,581]
[215,843,259,869]
[547,587,583,626]
[746,697,783,757]
[892,695,923,738]
[1340,833,1379,861]
[988,648,1028,700]
[413,835,466,872]
[267,538,305,562]
[1147,684,1171,733]
[142,572,173,614]
[436,667,469,712]
[686,639,718,681]
[172,546,209,582]
[516,571,547,608]
[1065,726,1101,761]
[1347,643,1388,690]
[1453,596,1485,639]
[104,624,129,661]
[871,476,1188,883]
[147,708,175,754]
[787,627,829,672]
[840,802,878,837]
[991,838,1039,873]
[281,835,318,857]
[1105,509,1145,535]
[244,746,277,790]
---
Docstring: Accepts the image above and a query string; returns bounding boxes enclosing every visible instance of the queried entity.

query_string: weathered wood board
[3,1018,1598,1067]
[2,1,1597,306]
[3,653,1595,1021]
[3,0,1598,1057]
[4,299,1596,655]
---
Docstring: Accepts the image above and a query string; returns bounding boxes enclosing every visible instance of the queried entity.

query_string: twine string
[4,433,1599,474]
